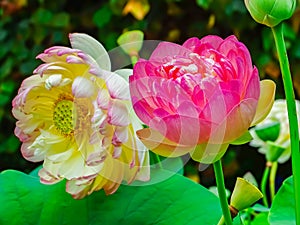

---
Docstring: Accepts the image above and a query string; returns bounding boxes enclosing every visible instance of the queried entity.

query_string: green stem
[269,161,278,201]
[214,160,233,225]
[272,23,300,225]
[261,162,271,207]
[130,55,138,66]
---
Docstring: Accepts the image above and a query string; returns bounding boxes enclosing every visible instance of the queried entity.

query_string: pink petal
[200,82,241,124]
[14,127,30,142]
[107,100,130,126]
[66,179,91,199]
[150,113,212,146]
[131,76,190,111]
[199,35,224,48]
[130,76,191,125]
[86,151,106,166]
[243,68,260,100]
[39,168,62,184]
[112,145,122,158]
[149,41,192,62]
[182,37,201,50]
[97,89,110,110]
[20,141,45,162]
[131,98,155,125]
[209,98,257,144]
[105,72,130,100]
[33,63,65,76]
[219,80,242,97]
[130,60,156,80]
[66,55,85,64]
[112,126,128,145]
[36,46,80,63]
[191,85,206,108]
[190,35,224,55]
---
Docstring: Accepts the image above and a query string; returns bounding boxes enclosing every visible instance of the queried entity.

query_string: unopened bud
[244,0,296,27]
[117,30,144,57]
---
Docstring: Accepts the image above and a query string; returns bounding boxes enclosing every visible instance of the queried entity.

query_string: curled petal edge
[251,79,276,126]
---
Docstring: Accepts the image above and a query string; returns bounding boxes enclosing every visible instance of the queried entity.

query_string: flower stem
[213,160,233,225]
[272,23,300,225]
[261,162,271,207]
[131,55,138,66]
[269,161,278,201]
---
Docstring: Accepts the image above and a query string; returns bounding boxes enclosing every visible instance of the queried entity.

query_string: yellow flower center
[53,100,75,135]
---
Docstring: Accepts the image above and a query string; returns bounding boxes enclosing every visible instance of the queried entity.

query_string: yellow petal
[136,128,193,157]
[122,0,150,20]
[251,79,276,126]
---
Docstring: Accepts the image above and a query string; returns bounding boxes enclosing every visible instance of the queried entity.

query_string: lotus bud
[244,0,296,27]
[117,30,144,65]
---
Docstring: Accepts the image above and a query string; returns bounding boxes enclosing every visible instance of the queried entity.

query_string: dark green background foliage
[0,0,299,187]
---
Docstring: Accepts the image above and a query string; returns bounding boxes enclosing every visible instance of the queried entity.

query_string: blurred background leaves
[0,0,299,188]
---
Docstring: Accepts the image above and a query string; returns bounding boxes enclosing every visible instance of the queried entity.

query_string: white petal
[135,152,150,181]
[38,168,62,184]
[45,74,62,90]
[113,145,122,158]
[69,33,111,71]
[86,151,106,166]
[89,66,111,80]
[60,78,72,86]
[112,126,128,145]
[46,146,74,162]
[108,100,130,126]
[106,72,130,100]
[114,69,132,82]
[44,74,71,90]
[89,131,101,145]
[29,130,63,151]
[66,180,88,198]
[97,89,110,110]
[91,108,107,130]
[72,76,95,98]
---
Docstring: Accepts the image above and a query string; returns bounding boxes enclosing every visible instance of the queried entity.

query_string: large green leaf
[252,212,270,225]
[0,169,222,225]
[269,176,296,225]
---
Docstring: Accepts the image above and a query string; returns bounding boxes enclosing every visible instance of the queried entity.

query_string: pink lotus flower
[12,33,149,198]
[130,35,276,163]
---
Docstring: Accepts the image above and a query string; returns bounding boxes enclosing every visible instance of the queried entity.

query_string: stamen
[53,100,75,135]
